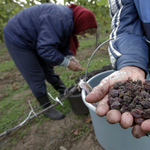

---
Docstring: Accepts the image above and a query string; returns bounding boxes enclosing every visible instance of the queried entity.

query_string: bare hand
[85,66,150,138]
[70,57,81,69]
[68,60,82,71]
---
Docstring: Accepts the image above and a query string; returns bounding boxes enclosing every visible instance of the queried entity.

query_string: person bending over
[3,3,97,120]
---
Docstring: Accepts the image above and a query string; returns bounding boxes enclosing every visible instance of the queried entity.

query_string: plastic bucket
[81,70,150,150]
[66,87,89,115]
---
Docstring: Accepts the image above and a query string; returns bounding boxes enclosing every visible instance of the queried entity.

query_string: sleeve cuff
[59,57,70,67]
[65,55,74,60]
[116,55,148,73]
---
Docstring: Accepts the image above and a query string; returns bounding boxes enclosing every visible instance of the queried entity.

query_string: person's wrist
[120,66,145,79]
[66,55,74,60]
[67,60,70,67]
[59,57,70,67]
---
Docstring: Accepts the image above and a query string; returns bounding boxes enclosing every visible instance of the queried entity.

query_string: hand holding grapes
[85,66,150,138]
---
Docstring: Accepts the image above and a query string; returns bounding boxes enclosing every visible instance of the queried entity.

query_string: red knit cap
[68,4,97,55]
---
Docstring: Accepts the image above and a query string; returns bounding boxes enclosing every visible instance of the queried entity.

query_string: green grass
[0,47,7,55]
[0,83,35,130]
[0,60,15,72]
[78,37,96,50]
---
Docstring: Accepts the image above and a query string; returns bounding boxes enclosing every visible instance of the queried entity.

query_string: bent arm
[37,14,72,66]
[109,0,149,73]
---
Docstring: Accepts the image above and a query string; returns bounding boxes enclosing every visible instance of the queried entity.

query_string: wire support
[0,84,78,138]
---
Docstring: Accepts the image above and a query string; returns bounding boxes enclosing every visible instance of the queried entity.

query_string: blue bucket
[81,70,150,150]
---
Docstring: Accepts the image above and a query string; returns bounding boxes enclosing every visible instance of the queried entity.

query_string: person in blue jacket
[86,0,150,138]
[3,3,97,120]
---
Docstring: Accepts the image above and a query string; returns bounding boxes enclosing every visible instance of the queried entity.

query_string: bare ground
[0,42,109,150]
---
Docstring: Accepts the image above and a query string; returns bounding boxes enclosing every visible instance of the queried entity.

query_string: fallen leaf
[69,75,76,79]
[73,128,81,136]
[85,116,92,124]
[12,83,19,90]
[82,67,87,70]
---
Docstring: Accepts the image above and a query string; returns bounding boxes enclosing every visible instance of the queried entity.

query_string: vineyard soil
[0,42,109,150]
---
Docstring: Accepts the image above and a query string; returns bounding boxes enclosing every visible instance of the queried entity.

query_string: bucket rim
[81,70,114,113]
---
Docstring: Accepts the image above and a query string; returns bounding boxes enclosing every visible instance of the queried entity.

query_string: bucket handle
[85,38,113,81]
[81,38,114,111]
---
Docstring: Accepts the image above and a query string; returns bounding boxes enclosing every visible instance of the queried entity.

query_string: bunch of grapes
[108,78,150,125]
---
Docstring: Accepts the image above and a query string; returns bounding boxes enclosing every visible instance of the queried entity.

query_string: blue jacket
[3,3,74,66]
[108,0,150,73]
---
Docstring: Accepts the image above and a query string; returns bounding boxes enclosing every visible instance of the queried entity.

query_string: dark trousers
[4,36,59,97]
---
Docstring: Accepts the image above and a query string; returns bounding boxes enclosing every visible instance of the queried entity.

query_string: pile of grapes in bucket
[108,78,150,125]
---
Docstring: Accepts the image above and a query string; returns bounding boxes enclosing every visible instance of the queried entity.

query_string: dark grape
[110,101,121,110]
[134,117,145,125]
[107,78,150,125]
[130,109,142,118]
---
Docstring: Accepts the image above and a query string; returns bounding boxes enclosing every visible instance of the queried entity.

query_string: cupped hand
[70,57,81,69]
[68,60,82,71]
[85,66,150,138]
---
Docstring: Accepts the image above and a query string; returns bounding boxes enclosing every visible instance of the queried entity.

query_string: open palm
[85,66,150,138]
